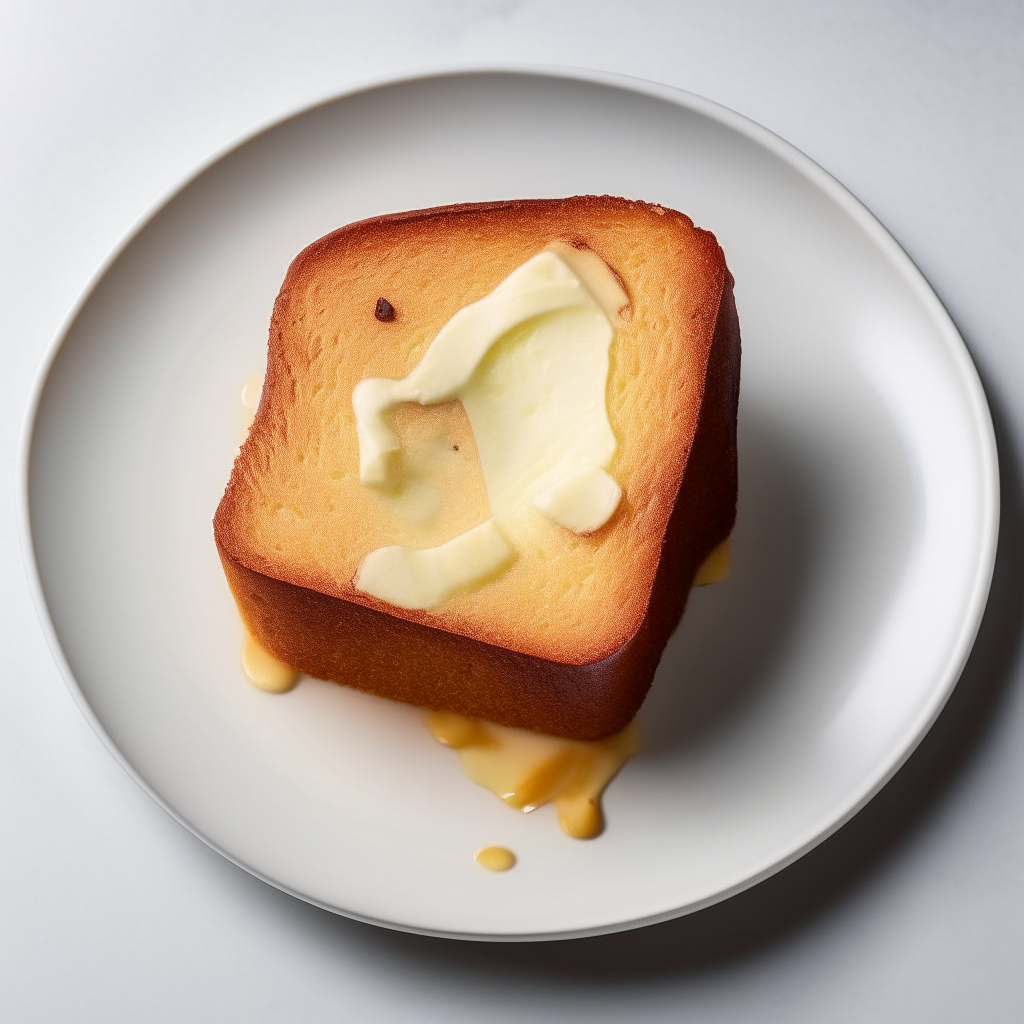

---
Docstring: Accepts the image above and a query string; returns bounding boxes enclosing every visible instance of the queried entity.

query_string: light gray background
[3,2,1022,1021]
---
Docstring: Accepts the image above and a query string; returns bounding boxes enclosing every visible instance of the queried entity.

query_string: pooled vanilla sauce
[421,540,730,841]
[427,711,641,839]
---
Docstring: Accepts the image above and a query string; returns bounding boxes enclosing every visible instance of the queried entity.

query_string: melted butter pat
[356,519,514,610]
[426,711,641,839]
[353,248,628,610]
[474,846,516,872]
[533,464,622,535]
[242,631,300,693]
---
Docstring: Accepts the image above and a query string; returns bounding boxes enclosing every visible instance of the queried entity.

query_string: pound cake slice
[214,196,740,740]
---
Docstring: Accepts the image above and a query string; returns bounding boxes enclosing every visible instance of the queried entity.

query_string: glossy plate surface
[22,70,998,940]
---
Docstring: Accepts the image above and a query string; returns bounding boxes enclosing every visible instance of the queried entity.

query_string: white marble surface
[2,2,1023,1020]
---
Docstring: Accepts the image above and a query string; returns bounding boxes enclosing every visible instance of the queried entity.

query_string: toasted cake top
[214,196,729,665]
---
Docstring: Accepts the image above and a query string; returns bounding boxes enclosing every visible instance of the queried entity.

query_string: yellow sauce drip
[474,846,516,871]
[236,377,300,694]
[426,712,641,839]
[242,631,300,693]
[694,537,731,585]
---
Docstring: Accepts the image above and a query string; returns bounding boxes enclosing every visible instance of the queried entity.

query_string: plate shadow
[640,410,819,756]
[351,365,1019,975]
[249,359,1022,982]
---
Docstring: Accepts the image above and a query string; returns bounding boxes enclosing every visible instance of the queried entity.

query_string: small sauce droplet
[242,632,300,693]
[475,846,516,871]
[374,297,396,322]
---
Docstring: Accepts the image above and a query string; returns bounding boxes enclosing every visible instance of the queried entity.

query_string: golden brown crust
[214,196,739,738]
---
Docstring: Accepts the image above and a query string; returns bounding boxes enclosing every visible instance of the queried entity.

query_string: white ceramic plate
[20,69,998,940]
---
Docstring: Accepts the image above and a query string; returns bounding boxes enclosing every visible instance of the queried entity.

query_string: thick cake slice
[214,196,740,740]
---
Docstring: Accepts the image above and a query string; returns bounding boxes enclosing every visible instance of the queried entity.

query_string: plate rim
[16,64,1001,942]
